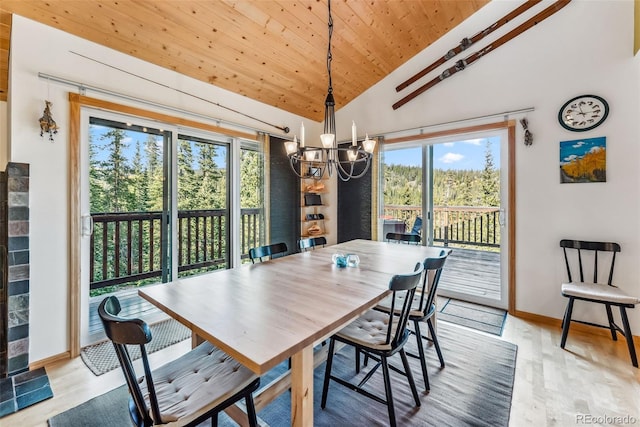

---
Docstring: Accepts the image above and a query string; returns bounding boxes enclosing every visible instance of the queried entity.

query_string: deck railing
[90,208,263,290]
[383,205,500,248]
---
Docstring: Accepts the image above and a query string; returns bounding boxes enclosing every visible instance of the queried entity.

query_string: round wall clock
[558,94,609,132]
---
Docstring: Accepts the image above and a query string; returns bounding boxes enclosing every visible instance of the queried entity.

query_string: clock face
[558,95,609,132]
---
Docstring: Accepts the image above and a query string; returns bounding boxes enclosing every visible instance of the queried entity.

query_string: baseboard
[29,351,71,370]
[513,310,640,345]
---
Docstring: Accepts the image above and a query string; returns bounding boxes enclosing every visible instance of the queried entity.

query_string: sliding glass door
[382,130,508,309]
[80,110,264,345]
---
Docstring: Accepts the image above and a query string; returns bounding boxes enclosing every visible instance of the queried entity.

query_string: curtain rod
[373,107,534,139]
[38,72,290,138]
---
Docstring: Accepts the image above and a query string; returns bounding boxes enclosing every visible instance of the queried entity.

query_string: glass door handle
[498,209,506,227]
[81,214,93,236]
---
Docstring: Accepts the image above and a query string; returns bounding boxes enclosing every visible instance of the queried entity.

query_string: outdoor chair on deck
[559,239,639,367]
[249,242,288,263]
[375,249,451,391]
[299,236,327,252]
[386,232,421,245]
[98,296,260,426]
[321,263,424,427]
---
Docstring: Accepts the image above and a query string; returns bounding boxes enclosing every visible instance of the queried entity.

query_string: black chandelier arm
[336,154,372,181]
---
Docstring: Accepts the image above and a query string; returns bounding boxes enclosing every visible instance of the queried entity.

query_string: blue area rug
[50,322,517,426]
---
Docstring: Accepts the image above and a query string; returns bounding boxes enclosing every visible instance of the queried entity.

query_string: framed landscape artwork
[559,136,606,183]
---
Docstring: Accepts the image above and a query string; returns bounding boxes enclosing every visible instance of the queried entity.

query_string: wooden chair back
[98,296,158,426]
[299,236,327,252]
[415,249,451,316]
[386,232,421,245]
[386,262,424,347]
[249,242,288,263]
[560,239,620,285]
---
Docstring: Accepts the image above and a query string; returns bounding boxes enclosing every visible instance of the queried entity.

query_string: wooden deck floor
[88,245,501,344]
[437,246,501,300]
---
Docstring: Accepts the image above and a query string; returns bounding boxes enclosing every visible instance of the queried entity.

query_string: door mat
[80,318,191,376]
[438,298,507,336]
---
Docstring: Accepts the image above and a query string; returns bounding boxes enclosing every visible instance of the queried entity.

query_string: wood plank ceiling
[0,0,488,121]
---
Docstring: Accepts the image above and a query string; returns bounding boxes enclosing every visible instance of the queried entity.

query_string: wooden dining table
[139,239,443,426]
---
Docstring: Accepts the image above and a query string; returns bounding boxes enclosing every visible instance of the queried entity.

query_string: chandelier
[285,0,375,181]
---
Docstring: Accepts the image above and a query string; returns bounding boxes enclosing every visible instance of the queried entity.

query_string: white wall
[6,0,639,363]
[338,0,640,328]
[8,15,320,362]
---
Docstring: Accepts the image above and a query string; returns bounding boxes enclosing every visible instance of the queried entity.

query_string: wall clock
[558,94,609,132]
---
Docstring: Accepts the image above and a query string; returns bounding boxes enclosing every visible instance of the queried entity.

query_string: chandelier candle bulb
[301,123,305,147]
[352,121,357,146]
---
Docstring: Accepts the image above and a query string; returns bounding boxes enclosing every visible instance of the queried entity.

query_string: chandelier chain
[326,0,333,94]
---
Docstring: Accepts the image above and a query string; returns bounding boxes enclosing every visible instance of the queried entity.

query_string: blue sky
[559,136,606,166]
[383,136,500,170]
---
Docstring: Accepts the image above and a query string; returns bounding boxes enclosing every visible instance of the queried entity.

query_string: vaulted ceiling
[0,0,488,121]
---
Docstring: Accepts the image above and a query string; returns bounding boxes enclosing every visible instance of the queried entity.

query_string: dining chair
[385,232,421,245]
[375,249,451,391]
[321,262,424,427]
[559,239,639,367]
[249,242,288,263]
[298,236,327,252]
[98,296,261,426]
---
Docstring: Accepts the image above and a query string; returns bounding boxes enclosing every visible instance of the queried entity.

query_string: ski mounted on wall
[392,0,572,110]
[396,0,542,93]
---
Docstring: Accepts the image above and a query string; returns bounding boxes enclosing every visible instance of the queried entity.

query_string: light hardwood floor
[5,315,640,426]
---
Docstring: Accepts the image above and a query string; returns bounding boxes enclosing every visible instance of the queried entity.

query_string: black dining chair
[385,232,421,245]
[321,263,424,427]
[298,236,327,252]
[249,242,288,263]
[98,296,260,426]
[375,249,451,390]
[559,239,639,367]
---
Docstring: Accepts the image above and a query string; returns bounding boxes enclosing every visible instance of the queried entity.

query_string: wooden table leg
[291,345,314,427]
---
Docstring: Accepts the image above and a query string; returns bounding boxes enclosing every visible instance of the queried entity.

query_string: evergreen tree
[177,139,198,210]
[240,149,263,208]
[481,140,499,207]
[130,141,149,211]
[99,128,132,212]
[146,135,164,211]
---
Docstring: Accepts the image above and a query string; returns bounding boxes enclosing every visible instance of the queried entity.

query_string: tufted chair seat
[335,309,399,351]
[141,341,258,424]
[99,295,260,426]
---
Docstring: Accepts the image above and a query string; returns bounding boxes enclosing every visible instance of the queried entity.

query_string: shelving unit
[300,175,328,238]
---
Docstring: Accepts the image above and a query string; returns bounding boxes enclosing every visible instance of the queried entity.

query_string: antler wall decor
[39,100,59,142]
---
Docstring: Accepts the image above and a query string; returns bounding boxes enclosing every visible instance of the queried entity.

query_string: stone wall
[1,163,29,378]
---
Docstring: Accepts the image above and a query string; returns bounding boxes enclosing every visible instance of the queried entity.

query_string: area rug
[80,318,191,376]
[52,322,517,427]
[438,298,507,336]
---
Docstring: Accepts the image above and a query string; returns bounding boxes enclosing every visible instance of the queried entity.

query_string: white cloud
[440,152,464,163]
[442,142,455,147]
[461,138,484,146]
[564,154,578,162]
[572,141,585,148]
[589,146,603,153]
